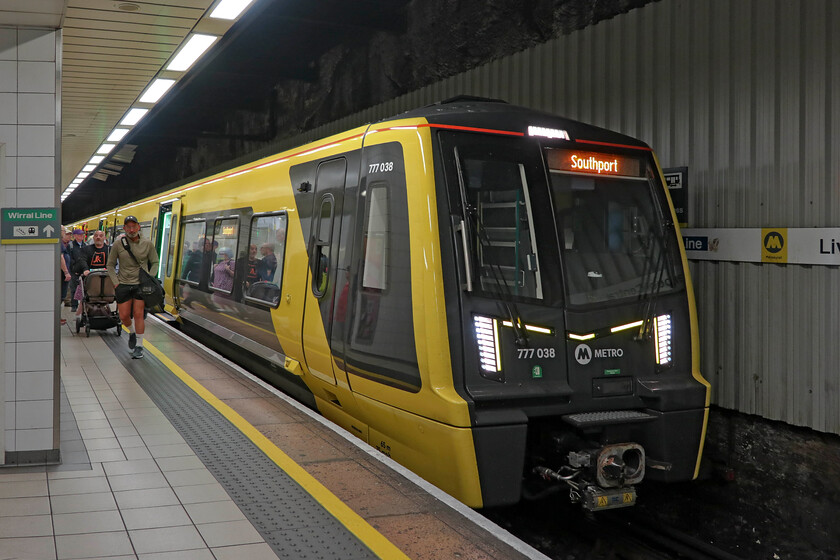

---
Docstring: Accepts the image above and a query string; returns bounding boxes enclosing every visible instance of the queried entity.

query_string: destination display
[546,149,642,177]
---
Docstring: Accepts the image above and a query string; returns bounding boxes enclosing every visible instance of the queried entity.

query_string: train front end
[431,103,710,510]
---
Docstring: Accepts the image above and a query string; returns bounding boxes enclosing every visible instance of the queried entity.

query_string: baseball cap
[124,215,139,225]
[72,228,84,234]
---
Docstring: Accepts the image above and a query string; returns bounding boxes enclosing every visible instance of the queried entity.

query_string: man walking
[106,216,159,359]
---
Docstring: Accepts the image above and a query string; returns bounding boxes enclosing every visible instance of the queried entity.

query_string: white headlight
[654,314,672,365]
[474,315,501,372]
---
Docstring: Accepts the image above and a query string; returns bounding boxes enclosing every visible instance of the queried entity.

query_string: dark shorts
[115,284,144,304]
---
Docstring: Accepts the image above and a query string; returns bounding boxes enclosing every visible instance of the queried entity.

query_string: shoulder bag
[120,237,165,311]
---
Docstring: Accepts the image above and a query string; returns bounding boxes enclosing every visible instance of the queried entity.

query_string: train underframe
[517,406,706,511]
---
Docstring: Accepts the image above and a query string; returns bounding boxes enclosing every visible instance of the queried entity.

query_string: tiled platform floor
[1,311,548,560]
[1,327,279,560]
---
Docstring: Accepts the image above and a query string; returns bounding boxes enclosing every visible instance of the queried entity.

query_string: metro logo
[575,344,592,365]
[761,228,788,263]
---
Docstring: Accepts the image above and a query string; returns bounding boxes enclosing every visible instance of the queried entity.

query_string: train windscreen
[545,148,684,306]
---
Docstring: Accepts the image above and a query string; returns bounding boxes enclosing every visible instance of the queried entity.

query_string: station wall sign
[1,208,60,245]
[663,167,688,227]
[682,228,840,266]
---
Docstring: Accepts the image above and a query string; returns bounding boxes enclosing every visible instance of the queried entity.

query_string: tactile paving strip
[104,336,377,560]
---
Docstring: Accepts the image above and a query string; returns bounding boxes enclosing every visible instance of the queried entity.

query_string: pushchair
[75,269,122,337]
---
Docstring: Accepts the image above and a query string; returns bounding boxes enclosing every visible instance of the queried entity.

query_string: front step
[562,410,656,428]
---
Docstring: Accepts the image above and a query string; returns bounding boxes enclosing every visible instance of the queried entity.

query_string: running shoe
[129,333,136,349]
[131,346,143,359]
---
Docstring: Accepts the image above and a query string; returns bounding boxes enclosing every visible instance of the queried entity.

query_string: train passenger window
[178,220,208,285]
[165,214,178,277]
[209,218,239,295]
[244,213,287,306]
[362,184,388,291]
[140,223,151,241]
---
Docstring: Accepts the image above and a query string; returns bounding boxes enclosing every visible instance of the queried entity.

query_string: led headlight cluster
[654,314,672,365]
[474,315,501,372]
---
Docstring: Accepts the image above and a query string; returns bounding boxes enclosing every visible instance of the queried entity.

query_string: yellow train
[71,98,710,510]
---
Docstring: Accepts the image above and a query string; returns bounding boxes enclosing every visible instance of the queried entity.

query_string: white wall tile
[0,28,16,60]
[3,157,17,189]
[14,428,52,451]
[3,187,17,207]
[4,313,14,342]
[0,125,16,156]
[17,187,55,206]
[18,125,54,156]
[17,157,53,187]
[4,345,15,375]
[5,401,15,431]
[16,399,53,429]
[15,369,54,397]
[4,281,15,311]
[0,61,16,92]
[18,94,55,125]
[17,30,54,62]
[15,311,52,342]
[4,430,14,450]
[18,61,54,94]
[16,281,54,313]
[0,92,16,122]
[4,250,16,281]
[16,248,53,279]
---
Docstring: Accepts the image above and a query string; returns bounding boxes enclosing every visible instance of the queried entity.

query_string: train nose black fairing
[439,131,573,406]
[439,130,685,405]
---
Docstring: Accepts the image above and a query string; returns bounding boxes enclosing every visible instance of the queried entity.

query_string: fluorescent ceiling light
[210,0,255,20]
[167,34,218,72]
[76,173,89,179]
[120,108,148,126]
[107,129,129,142]
[139,78,175,103]
[89,155,105,164]
[83,165,96,172]
[97,143,116,155]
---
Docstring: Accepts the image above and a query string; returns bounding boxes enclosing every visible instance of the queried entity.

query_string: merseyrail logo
[574,344,592,365]
[761,228,788,263]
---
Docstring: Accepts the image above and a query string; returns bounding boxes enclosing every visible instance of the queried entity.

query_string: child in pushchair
[75,269,122,337]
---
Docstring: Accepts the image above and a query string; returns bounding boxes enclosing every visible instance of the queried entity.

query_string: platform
[0,310,549,560]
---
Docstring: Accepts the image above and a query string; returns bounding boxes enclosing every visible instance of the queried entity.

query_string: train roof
[381,96,650,150]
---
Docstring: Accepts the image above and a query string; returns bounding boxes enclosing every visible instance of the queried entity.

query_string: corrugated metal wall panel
[280,0,839,434]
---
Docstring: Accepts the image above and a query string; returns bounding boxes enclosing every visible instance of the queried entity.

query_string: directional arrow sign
[1,208,61,244]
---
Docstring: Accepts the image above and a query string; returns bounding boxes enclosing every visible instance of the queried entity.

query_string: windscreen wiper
[469,205,530,347]
[637,217,675,340]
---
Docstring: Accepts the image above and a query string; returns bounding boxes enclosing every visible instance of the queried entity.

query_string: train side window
[209,218,239,294]
[165,214,178,277]
[244,213,287,306]
[140,223,151,242]
[362,184,388,291]
[178,220,208,285]
[311,197,334,298]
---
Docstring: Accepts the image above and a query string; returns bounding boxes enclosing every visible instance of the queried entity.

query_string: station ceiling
[0,0,408,212]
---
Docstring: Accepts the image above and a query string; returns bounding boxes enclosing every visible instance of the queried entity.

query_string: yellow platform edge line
[142,340,410,560]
